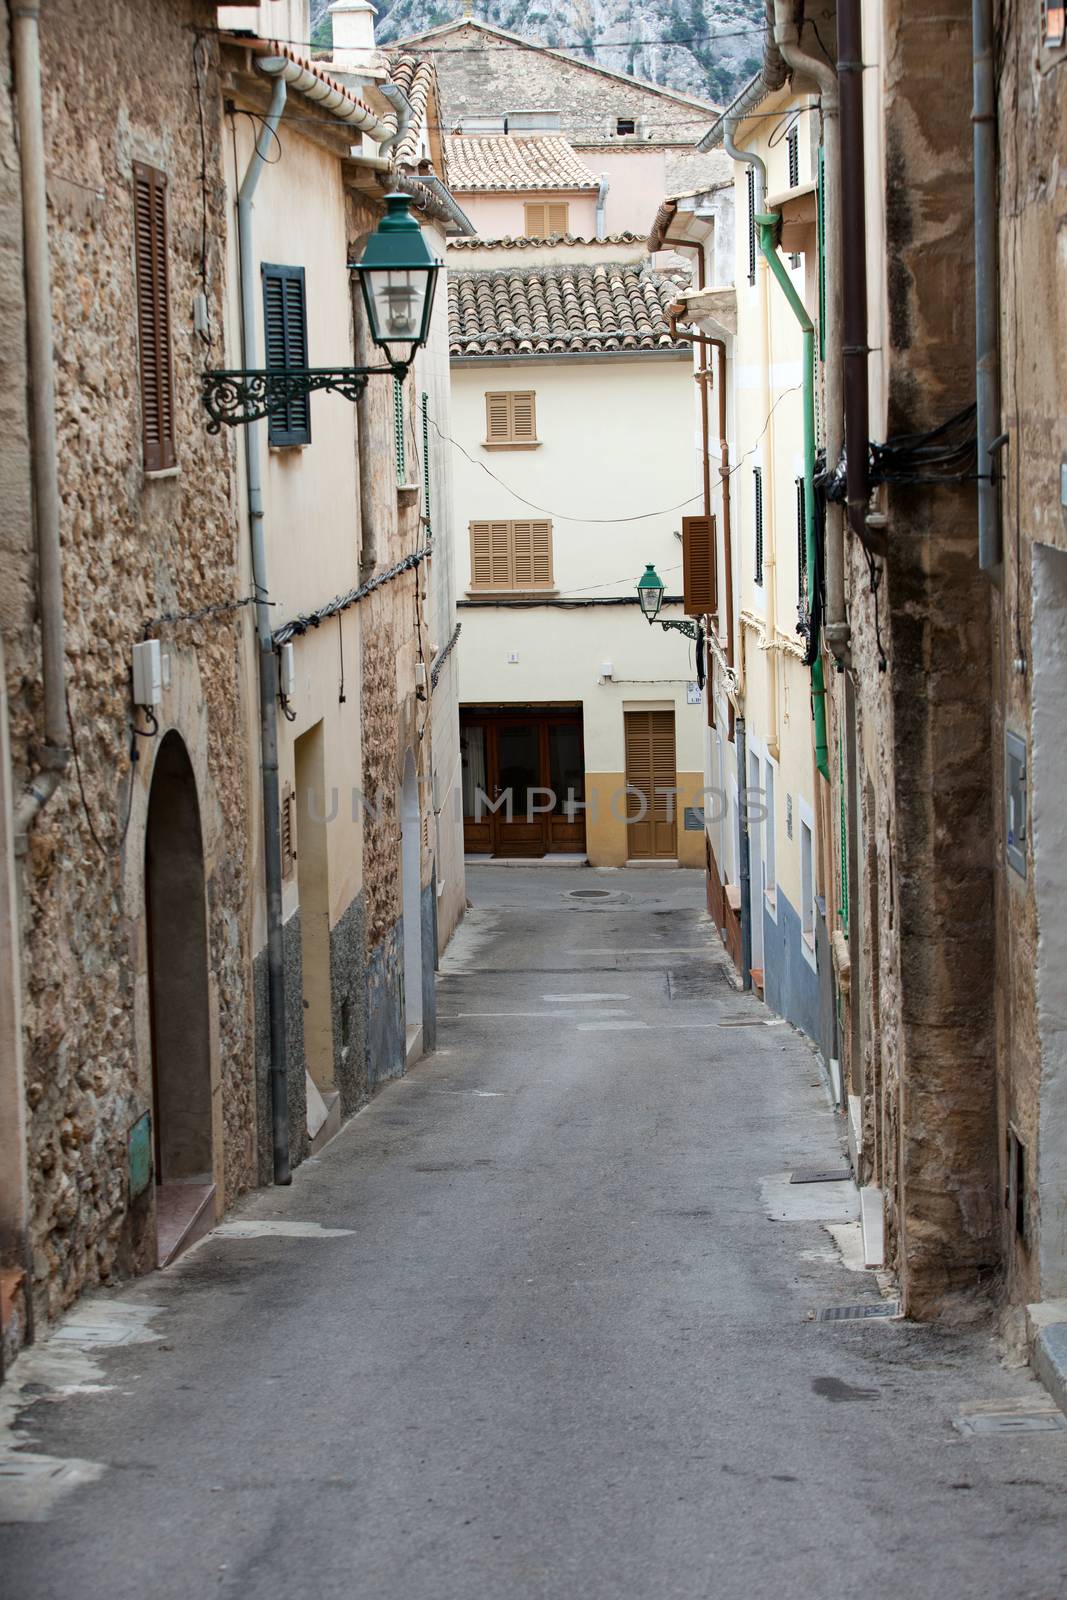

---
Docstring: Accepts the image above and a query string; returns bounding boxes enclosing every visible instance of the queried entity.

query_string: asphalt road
[3,867,1067,1599]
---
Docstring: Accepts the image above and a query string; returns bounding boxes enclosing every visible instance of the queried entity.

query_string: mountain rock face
[311,0,765,105]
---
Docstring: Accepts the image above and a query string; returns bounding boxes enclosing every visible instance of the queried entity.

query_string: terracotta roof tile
[443,134,599,193]
[448,261,690,356]
[387,52,435,169]
[446,231,646,250]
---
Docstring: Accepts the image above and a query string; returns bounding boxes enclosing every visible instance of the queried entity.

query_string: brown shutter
[511,521,553,589]
[547,201,569,234]
[470,520,551,589]
[682,514,717,616]
[624,710,677,860]
[133,162,176,472]
[511,391,536,440]
[486,392,511,440]
[524,202,546,235]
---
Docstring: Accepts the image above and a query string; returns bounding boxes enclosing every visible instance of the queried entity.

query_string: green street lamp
[201,191,441,432]
[636,562,701,641]
[350,192,441,362]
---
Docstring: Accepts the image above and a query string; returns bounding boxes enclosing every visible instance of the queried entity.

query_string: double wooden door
[461,710,585,857]
[624,709,678,860]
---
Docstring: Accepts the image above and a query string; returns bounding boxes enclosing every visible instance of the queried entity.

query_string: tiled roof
[446,231,646,250]
[448,261,690,356]
[443,134,600,192]
[387,52,435,169]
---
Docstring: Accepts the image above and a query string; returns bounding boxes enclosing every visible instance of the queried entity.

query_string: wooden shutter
[262,263,310,446]
[485,391,537,444]
[393,377,406,483]
[470,521,512,588]
[524,201,569,237]
[796,478,807,605]
[746,164,756,285]
[547,201,569,234]
[682,515,716,616]
[512,520,553,588]
[469,520,551,590]
[524,202,546,235]
[624,710,677,859]
[754,467,764,585]
[133,162,175,472]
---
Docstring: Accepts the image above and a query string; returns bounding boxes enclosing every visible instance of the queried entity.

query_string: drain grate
[569,889,612,898]
[955,1411,1067,1436]
[791,1167,852,1185]
[818,1300,901,1323]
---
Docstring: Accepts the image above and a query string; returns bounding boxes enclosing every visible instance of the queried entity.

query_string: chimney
[328,0,378,65]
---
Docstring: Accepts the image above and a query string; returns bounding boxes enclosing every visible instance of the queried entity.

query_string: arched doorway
[401,750,423,1053]
[145,732,215,1266]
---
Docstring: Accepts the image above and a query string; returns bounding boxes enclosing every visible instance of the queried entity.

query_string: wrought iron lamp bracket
[651,616,703,642]
[201,363,410,432]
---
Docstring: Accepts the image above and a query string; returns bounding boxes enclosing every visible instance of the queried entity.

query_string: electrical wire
[213,24,772,55]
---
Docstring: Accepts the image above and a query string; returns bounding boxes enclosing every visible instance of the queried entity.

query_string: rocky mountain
[311,0,765,105]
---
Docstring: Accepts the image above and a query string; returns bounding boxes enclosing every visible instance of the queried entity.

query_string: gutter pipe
[837,0,878,553]
[595,174,609,240]
[237,79,292,1185]
[390,170,477,235]
[736,715,752,991]
[973,0,1001,576]
[773,3,849,664]
[256,55,394,141]
[756,212,830,782]
[13,0,69,839]
[376,80,412,154]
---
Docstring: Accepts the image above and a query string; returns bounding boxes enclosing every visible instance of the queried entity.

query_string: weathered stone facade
[2,1,256,1325]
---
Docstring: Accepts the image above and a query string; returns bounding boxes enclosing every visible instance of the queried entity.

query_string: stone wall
[7,2,256,1322]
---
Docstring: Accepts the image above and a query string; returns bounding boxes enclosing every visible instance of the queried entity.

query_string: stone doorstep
[860,1185,885,1269]
[463,855,589,868]
[625,859,680,869]
[1027,1300,1067,1416]
[308,1091,342,1158]
[405,1023,424,1071]
[156,1183,215,1269]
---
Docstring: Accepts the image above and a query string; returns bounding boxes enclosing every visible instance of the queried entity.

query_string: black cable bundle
[801,452,828,669]
[869,403,977,487]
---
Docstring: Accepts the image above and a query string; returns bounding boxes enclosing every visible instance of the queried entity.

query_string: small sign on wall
[686,681,702,705]
[684,807,705,832]
[128,1111,153,1199]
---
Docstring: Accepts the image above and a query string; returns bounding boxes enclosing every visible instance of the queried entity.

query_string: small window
[796,477,808,608]
[787,125,800,188]
[133,162,176,472]
[800,817,814,942]
[469,520,553,591]
[524,200,569,237]
[262,263,310,447]
[746,164,756,285]
[753,467,764,586]
[1006,729,1027,877]
[1042,0,1065,48]
[484,390,538,447]
[616,117,636,135]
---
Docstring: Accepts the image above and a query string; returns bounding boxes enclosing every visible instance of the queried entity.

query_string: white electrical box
[600,660,613,679]
[415,662,427,689]
[279,642,295,702]
[132,640,163,707]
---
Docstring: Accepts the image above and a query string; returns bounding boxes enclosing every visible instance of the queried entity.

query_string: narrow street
[3,869,1067,1599]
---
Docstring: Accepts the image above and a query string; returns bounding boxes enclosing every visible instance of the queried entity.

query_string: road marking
[453,1009,631,1019]
[576,1020,650,1032]
[577,947,715,955]
[212,1221,354,1239]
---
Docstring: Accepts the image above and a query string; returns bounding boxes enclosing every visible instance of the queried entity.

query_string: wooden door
[624,710,678,860]
[489,718,547,856]
[545,715,586,853]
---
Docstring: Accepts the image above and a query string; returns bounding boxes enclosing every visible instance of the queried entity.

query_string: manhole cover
[817,1301,901,1323]
[569,889,612,898]
[955,1411,1067,1436]
[791,1167,852,1184]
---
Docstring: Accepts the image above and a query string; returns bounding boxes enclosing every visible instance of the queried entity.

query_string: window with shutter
[261,263,310,447]
[133,162,176,472]
[469,520,553,591]
[484,391,538,448]
[746,165,756,286]
[524,200,569,237]
[682,515,716,616]
[796,477,808,606]
[393,377,406,483]
[754,467,764,587]
[787,126,800,189]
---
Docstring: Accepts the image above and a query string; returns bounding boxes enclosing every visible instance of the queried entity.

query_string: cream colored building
[448,234,706,867]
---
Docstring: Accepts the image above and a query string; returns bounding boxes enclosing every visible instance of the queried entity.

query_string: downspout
[837,0,877,552]
[756,210,830,781]
[773,3,848,662]
[13,0,69,839]
[973,0,1001,576]
[736,716,752,990]
[376,80,412,155]
[237,79,292,1184]
[595,174,609,240]
[708,338,736,711]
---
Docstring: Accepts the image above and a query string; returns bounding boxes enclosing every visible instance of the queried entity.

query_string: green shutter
[839,735,849,935]
[817,146,826,365]
[262,263,310,447]
[394,377,406,485]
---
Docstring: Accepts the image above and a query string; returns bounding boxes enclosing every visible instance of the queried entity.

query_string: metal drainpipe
[838,0,879,553]
[774,3,849,663]
[595,174,609,240]
[973,0,1002,576]
[709,338,736,734]
[736,715,752,990]
[236,80,292,1185]
[376,81,412,154]
[13,0,70,839]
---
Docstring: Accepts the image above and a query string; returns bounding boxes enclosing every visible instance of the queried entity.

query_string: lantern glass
[637,563,665,622]
[351,192,440,357]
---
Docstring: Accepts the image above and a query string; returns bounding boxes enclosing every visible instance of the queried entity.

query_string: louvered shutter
[470,520,551,589]
[682,515,716,615]
[393,377,406,483]
[624,710,677,859]
[529,519,552,585]
[754,467,764,586]
[133,162,175,472]
[524,202,546,235]
[262,263,310,446]
[796,478,808,605]
[511,391,536,441]
[547,202,569,234]
[747,164,756,285]
[486,392,511,441]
